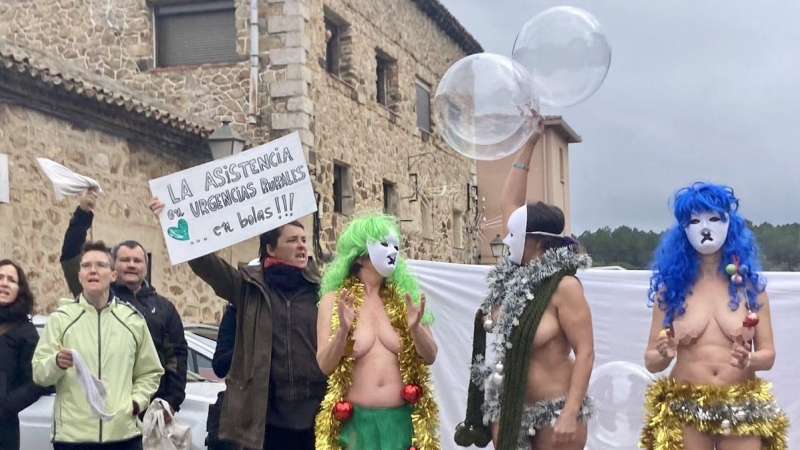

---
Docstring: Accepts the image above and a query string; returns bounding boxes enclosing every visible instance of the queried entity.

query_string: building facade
[0,0,486,320]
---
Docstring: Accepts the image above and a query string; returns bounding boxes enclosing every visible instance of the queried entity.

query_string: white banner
[149,132,316,265]
[406,260,800,450]
[0,153,8,203]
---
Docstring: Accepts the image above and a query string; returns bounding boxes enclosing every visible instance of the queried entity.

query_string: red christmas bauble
[408,447,418,450]
[402,384,423,404]
[743,312,759,328]
[333,401,354,421]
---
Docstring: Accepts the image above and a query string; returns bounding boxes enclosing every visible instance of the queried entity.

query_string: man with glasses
[60,189,188,417]
[33,241,164,450]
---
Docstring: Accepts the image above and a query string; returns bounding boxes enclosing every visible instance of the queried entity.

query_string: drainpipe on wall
[247,0,258,125]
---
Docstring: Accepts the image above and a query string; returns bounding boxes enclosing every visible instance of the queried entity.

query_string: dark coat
[0,318,51,450]
[188,254,326,449]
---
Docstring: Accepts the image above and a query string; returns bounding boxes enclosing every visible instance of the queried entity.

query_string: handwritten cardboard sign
[149,132,317,265]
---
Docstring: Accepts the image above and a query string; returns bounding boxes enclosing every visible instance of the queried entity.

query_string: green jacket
[32,295,164,444]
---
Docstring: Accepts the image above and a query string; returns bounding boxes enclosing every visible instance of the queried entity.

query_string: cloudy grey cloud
[438,0,800,232]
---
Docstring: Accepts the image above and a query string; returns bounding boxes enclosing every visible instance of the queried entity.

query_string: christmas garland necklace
[314,276,440,450]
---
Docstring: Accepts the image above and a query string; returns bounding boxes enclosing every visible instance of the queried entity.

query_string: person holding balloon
[640,182,788,450]
[456,116,596,450]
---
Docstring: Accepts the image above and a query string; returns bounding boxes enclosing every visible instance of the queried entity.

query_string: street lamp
[490,234,505,260]
[208,117,246,160]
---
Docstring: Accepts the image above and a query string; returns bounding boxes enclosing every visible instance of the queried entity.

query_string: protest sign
[0,154,8,203]
[149,132,316,265]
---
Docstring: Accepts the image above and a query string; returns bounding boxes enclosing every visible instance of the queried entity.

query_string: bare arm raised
[500,115,545,234]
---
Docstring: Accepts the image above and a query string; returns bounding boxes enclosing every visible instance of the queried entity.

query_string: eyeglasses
[79,261,112,270]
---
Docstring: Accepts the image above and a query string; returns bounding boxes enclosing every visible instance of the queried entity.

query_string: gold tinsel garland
[640,377,789,450]
[314,277,441,450]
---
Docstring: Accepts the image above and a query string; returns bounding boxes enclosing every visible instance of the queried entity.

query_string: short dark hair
[80,240,114,265]
[525,202,579,253]
[112,240,149,266]
[0,259,35,318]
[259,221,304,263]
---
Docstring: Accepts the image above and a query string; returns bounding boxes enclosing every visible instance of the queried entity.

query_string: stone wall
[0,104,225,322]
[308,0,476,262]
[0,0,480,322]
[0,0,265,141]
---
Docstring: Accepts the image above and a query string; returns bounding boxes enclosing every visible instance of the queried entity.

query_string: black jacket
[0,313,51,450]
[59,206,189,411]
[206,303,237,448]
[213,303,237,379]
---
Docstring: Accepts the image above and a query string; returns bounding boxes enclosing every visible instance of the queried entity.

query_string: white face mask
[684,211,729,255]
[503,206,528,265]
[367,230,400,277]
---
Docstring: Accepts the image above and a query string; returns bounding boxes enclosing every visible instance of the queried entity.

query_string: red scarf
[262,256,306,270]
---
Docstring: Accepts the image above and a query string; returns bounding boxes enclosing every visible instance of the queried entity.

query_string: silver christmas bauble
[483,318,495,333]
[491,372,504,386]
[495,363,504,375]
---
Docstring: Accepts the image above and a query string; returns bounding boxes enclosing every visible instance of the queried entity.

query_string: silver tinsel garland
[480,382,595,449]
[671,398,783,426]
[480,247,591,360]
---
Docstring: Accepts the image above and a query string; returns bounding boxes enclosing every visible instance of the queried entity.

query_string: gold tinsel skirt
[639,377,789,450]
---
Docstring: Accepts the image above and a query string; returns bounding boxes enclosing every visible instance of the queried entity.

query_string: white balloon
[513,6,612,108]
[433,53,539,161]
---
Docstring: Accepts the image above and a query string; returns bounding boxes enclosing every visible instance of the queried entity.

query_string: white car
[19,316,225,450]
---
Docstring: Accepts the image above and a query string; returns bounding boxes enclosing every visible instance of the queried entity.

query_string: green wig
[320,211,434,325]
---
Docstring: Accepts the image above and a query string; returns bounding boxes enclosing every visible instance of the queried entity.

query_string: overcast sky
[438,0,800,233]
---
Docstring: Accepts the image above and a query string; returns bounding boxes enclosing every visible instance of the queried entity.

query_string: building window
[325,18,340,76]
[383,180,398,216]
[416,80,431,132]
[559,147,565,183]
[452,210,464,249]
[420,197,433,239]
[376,56,388,106]
[333,162,354,215]
[154,1,238,68]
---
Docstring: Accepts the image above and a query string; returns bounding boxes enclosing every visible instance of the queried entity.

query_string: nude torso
[524,300,575,405]
[670,275,755,385]
[345,292,405,407]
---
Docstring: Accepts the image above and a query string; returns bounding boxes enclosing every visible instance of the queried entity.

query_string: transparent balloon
[586,361,656,449]
[512,6,611,108]
[433,53,539,161]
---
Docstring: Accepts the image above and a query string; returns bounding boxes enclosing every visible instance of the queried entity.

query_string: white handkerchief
[70,349,116,421]
[37,158,102,200]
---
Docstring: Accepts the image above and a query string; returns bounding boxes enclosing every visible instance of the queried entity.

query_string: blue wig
[648,182,766,327]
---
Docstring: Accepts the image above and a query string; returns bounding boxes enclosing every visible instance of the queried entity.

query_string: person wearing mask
[0,259,50,450]
[61,189,188,416]
[150,196,326,450]
[33,241,164,449]
[457,117,596,450]
[640,183,788,449]
[314,212,440,450]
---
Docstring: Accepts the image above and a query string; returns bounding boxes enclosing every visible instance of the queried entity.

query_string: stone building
[0,0,485,321]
